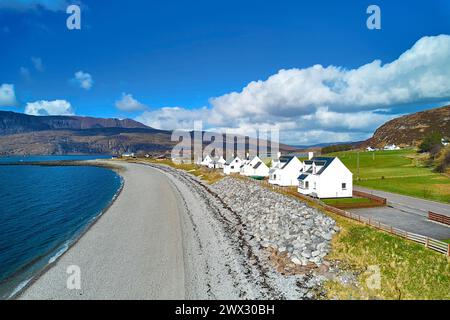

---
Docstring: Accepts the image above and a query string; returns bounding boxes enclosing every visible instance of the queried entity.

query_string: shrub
[322,144,353,154]
[435,146,450,173]
[419,132,442,154]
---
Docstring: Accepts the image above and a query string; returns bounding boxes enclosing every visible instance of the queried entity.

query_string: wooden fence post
[425,237,429,248]
[447,244,450,257]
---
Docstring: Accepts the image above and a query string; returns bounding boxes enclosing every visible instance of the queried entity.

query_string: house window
[305,181,309,189]
[274,174,277,180]
[231,166,234,169]
[342,183,347,190]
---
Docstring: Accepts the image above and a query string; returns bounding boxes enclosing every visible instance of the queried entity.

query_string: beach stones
[212,177,337,267]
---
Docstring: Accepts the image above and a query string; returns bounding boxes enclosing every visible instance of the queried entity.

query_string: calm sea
[0,155,122,299]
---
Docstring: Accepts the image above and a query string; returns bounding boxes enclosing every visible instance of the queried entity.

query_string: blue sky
[1,0,450,144]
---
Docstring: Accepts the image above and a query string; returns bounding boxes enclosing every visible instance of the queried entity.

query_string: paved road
[348,206,450,240]
[354,186,450,217]
[19,162,186,300]
[352,186,450,240]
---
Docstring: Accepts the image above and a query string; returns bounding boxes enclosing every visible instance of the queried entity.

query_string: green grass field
[325,213,450,300]
[323,197,372,205]
[327,149,450,203]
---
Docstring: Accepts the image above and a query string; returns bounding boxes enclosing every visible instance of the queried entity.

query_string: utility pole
[357,152,360,179]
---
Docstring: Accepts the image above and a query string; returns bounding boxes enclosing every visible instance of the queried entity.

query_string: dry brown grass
[118,157,226,184]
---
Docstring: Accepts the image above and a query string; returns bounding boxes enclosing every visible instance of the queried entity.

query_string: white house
[240,155,258,176]
[240,156,269,177]
[384,144,400,151]
[297,157,353,199]
[207,156,227,169]
[442,138,449,146]
[269,156,304,186]
[122,152,135,158]
[201,155,213,167]
[216,156,227,169]
[366,147,375,152]
[223,156,243,175]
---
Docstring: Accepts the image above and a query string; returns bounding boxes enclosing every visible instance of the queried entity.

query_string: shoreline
[18,161,187,299]
[2,160,125,300]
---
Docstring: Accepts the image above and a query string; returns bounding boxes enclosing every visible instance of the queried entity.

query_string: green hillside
[328,149,450,203]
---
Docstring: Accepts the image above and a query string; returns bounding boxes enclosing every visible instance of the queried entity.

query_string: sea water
[0,156,122,299]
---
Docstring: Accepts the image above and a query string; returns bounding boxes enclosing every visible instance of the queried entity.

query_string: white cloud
[0,84,17,107]
[136,106,209,130]
[0,0,71,11]
[115,93,147,112]
[31,57,44,72]
[72,71,93,90]
[209,35,450,123]
[301,108,397,131]
[136,35,450,145]
[24,100,74,116]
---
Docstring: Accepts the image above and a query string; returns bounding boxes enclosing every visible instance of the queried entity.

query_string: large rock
[213,177,337,266]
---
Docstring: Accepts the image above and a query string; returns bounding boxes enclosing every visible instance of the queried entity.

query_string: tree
[418,132,442,154]
[321,144,353,154]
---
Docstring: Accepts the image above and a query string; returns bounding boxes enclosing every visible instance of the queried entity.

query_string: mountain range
[0,105,448,155]
[0,111,297,156]
[0,111,174,155]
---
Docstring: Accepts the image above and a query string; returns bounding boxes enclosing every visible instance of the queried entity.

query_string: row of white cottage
[199,154,353,199]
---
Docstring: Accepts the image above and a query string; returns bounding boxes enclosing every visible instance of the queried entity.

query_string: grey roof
[313,157,336,174]
[304,157,336,175]
[298,174,309,181]
[279,156,294,163]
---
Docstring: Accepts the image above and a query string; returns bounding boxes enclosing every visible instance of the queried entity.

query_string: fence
[428,211,450,226]
[353,190,387,205]
[323,204,450,256]
[252,178,450,257]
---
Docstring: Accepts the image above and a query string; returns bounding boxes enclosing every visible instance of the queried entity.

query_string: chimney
[246,152,249,160]
[308,152,314,160]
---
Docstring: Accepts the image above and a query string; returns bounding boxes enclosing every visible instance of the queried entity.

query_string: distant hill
[364,105,450,148]
[0,111,297,156]
[0,111,148,135]
[293,141,362,151]
[0,111,176,155]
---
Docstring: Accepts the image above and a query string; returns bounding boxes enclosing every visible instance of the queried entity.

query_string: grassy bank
[322,197,372,206]
[119,158,225,184]
[324,213,450,300]
[253,181,450,300]
[328,149,450,203]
